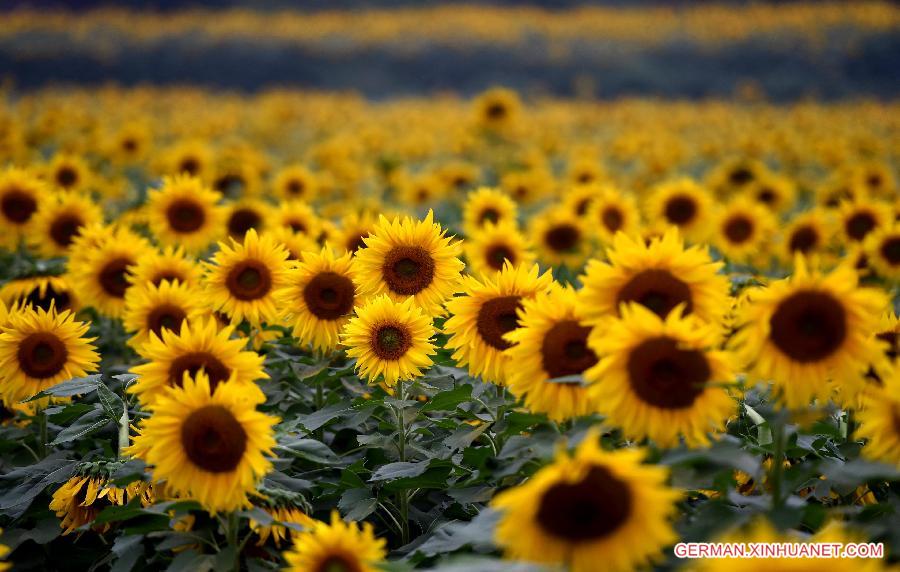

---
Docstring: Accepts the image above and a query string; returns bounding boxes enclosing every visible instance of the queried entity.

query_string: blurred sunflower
[492,432,679,572]
[283,511,386,572]
[838,198,893,245]
[129,317,266,405]
[444,263,553,386]
[473,87,521,132]
[503,286,601,421]
[866,312,900,385]
[780,209,833,263]
[159,139,213,180]
[461,186,518,237]
[731,257,887,409]
[276,246,359,353]
[864,223,900,281]
[397,171,445,209]
[712,197,777,265]
[333,211,379,255]
[146,175,224,253]
[745,174,796,214]
[266,226,318,261]
[577,230,729,326]
[561,183,602,217]
[225,199,271,239]
[0,305,99,403]
[0,275,77,313]
[530,206,592,269]
[463,221,535,278]
[857,374,900,467]
[203,229,291,326]
[128,246,203,289]
[273,164,319,202]
[850,161,896,199]
[27,191,102,258]
[251,502,315,547]
[123,280,206,350]
[274,200,320,239]
[500,169,553,206]
[125,371,277,514]
[45,153,91,193]
[586,303,736,447]
[586,186,641,244]
[341,294,435,388]
[0,167,46,249]
[705,157,768,196]
[645,178,714,242]
[353,211,463,315]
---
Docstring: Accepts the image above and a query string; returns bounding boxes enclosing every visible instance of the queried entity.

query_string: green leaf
[369,461,428,482]
[166,550,214,572]
[277,437,341,465]
[49,408,112,445]
[422,384,473,412]
[110,534,143,572]
[338,488,377,521]
[97,380,125,423]
[25,375,101,401]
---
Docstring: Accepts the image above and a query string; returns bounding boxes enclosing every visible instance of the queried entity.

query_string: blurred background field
[1,1,898,99]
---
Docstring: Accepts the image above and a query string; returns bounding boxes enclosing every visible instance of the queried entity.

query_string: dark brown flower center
[485,243,515,271]
[627,336,710,409]
[723,215,754,244]
[288,220,307,234]
[664,195,697,225]
[225,260,272,301]
[371,324,412,360]
[17,332,68,378]
[475,295,522,350]
[23,283,72,312]
[769,291,847,363]
[478,207,500,225]
[347,233,368,253]
[729,167,754,186]
[756,188,776,205]
[302,271,355,320]
[146,304,188,337]
[227,208,262,238]
[486,102,507,120]
[540,320,598,379]
[601,206,623,233]
[788,226,818,254]
[877,331,899,363]
[180,405,247,473]
[99,257,133,298]
[56,166,78,188]
[49,213,84,247]
[382,245,435,295]
[286,179,304,196]
[616,269,693,318]
[166,199,206,233]
[846,211,876,241]
[544,224,580,253]
[575,198,591,216]
[168,352,231,389]
[178,157,200,176]
[314,555,362,572]
[879,237,900,266]
[1,189,37,224]
[536,465,632,542]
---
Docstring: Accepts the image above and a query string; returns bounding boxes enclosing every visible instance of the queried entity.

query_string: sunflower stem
[395,379,410,546]
[226,511,240,572]
[116,405,129,459]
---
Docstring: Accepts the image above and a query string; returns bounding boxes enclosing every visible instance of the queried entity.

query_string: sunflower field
[1,3,900,572]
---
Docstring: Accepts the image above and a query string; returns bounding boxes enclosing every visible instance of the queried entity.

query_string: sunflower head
[463,221,535,278]
[473,87,521,131]
[147,174,224,253]
[225,199,271,239]
[864,223,900,281]
[530,206,592,269]
[283,511,387,572]
[838,198,892,245]
[461,186,519,237]
[0,275,78,314]
[27,190,102,258]
[713,196,777,265]
[0,167,46,249]
[273,164,319,202]
[123,279,207,350]
[645,178,714,242]
[50,474,127,535]
[586,185,641,244]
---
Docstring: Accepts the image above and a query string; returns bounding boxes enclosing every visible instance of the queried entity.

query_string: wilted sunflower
[585,304,737,447]
[274,200,320,239]
[444,263,553,386]
[463,221,535,278]
[713,197,777,265]
[731,257,887,409]
[283,511,387,572]
[577,229,730,327]
[125,371,278,514]
[586,186,641,244]
[461,187,518,237]
[838,198,893,245]
[146,175,224,253]
[0,275,77,313]
[780,209,833,263]
[276,246,358,353]
[492,431,680,572]
[123,280,206,350]
[67,228,152,318]
[50,474,128,535]
[203,228,292,326]
[530,206,592,269]
[273,164,319,202]
[129,317,266,405]
[251,503,315,547]
[333,211,379,255]
[353,211,464,315]
[341,294,435,388]
[128,246,203,289]
[645,178,714,242]
[0,167,46,249]
[503,286,601,421]
[865,223,900,281]
[27,191,102,258]
[0,305,99,403]
[225,199,271,239]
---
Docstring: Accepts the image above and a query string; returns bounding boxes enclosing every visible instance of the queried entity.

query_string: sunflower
[66,227,152,318]
[50,475,128,535]
[857,374,900,467]
[353,211,463,315]
[272,164,319,202]
[864,223,900,281]
[473,87,521,131]
[502,286,602,420]
[0,530,9,571]
[203,228,291,326]
[444,263,553,386]
[586,185,641,244]
[125,371,278,514]
[146,175,224,253]
[123,280,207,350]
[705,157,769,196]
[252,503,315,547]
[461,187,518,237]
[128,246,203,289]
[838,198,893,245]
[275,246,359,353]
[865,312,900,386]
[283,511,387,572]
[27,191,102,258]
[491,431,679,572]
[333,211,379,255]
[266,226,318,261]
[744,173,797,214]
[273,200,320,239]
[0,305,99,403]
[129,317,266,405]
[46,153,91,194]
[0,167,46,249]
[436,160,480,192]
[850,161,896,199]
[397,171,445,208]
[530,206,592,269]
[213,162,262,199]
[713,196,777,265]
[158,139,213,180]
[566,156,606,187]
[577,229,730,327]
[341,294,435,388]
[780,209,834,263]
[225,199,271,239]
[585,303,737,447]
[500,169,554,206]
[463,221,535,278]
[0,275,78,313]
[730,256,887,409]
[645,178,714,242]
